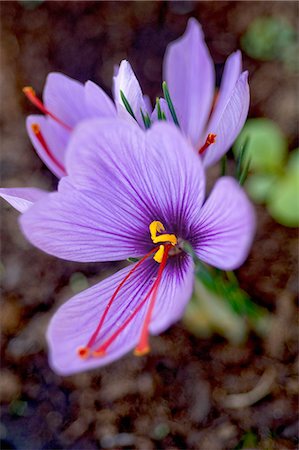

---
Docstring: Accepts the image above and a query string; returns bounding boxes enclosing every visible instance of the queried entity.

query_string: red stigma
[31,123,67,176]
[134,244,171,355]
[77,346,90,359]
[78,246,159,358]
[23,86,72,132]
[199,133,217,155]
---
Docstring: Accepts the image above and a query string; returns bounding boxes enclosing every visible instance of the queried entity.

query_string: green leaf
[156,98,166,121]
[120,90,137,121]
[184,279,247,344]
[233,118,287,173]
[221,155,227,176]
[241,17,296,62]
[140,109,151,129]
[286,148,299,175]
[69,272,89,294]
[245,173,276,203]
[239,157,251,186]
[162,81,180,127]
[127,257,139,263]
[267,172,299,227]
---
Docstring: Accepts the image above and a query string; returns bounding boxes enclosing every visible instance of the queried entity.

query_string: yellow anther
[153,233,177,246]
[150,221,165,241]
[153,245,165,263]
[134,346,150,356]
[149,220,177,246]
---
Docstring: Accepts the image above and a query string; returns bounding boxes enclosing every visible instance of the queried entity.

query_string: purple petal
[206,50,242,133]
[143,94,152,115]
[21,119,206,262]
[150,254,194,334]
[191,177,256,270]
[43,73,88,128]
[164,18,215,147]
[66,119,206,238]
[47,256,194,375]
[202,71,250,168]
[20,177,148,262]
[0,187,48,213]
[113,60,148,128]
[84,81,116,117]
[26,115,68,178]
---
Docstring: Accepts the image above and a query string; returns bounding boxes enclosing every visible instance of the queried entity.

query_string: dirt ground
[0,2,298,449]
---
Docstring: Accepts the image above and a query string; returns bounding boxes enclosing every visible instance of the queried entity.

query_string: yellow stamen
[149,221,177,246]
[153,245,164,263]
[150,221,165,241]
[149,221,177,263]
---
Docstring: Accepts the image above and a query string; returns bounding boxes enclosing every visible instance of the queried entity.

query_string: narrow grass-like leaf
[239,157,251,186]
[162,81,180,127]
[236,136,249,180]
[221,155,227,176]
[140,109,151,129]
[120,90,137,121]
[156,98,163,120]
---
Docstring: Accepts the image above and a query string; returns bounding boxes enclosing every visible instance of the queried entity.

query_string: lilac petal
[206,50,242,133]
[150,254,194,334]
[192,177,256,270]
[113,60,148,128]
[202,71,250,168]
[26,115,68,178]
[143,94,152,115]
[20,177,148,262]
[84,81,116,117]
[21,119,205,262]
[66,119,206,238]
[43,73,88,128]
[0,187,48,213]
[47,257,193,375]
[164,18,215,147]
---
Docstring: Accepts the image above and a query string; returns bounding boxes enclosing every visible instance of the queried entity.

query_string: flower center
[149,220,177,263]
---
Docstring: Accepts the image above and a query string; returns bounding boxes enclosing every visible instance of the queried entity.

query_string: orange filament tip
[77,346,90,359]
[31,123,40,134]
[92,349,106,358]
[23,85,72,132]
[23,86,35,95]
[199,133,217,154]
[207,133,216,145]
[134,346,150,357]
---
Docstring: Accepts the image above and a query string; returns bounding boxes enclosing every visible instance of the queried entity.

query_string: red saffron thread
[77,246,159,359]
[92,245,170,357]
[134,244,171,355]
[23,87,72,131]
[31,123,67,176]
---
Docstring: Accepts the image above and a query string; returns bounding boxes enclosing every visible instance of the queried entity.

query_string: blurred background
[0,2,298,449]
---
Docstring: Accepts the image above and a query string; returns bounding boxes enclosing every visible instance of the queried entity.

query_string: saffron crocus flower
[20,119,255,375]
[114,18,249,167]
